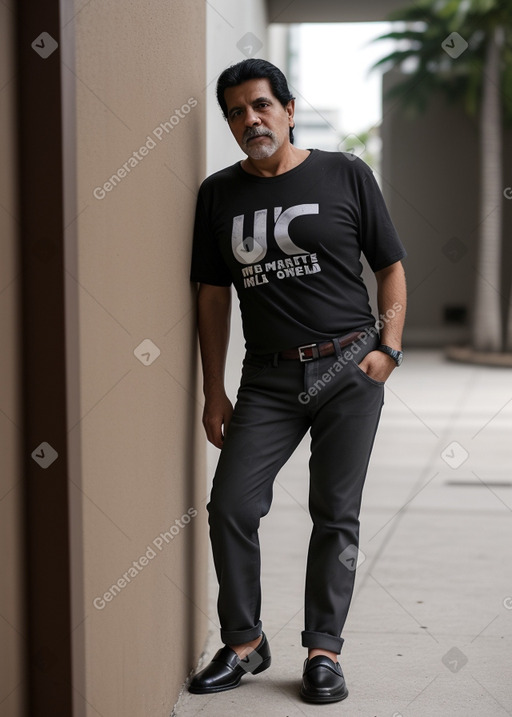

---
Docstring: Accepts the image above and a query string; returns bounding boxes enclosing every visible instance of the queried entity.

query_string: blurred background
[1,1,511,715]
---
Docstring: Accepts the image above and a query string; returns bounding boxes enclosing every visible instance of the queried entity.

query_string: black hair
[216,59,295,144]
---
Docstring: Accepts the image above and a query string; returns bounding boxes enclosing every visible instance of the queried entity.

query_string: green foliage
[370,0,512,126]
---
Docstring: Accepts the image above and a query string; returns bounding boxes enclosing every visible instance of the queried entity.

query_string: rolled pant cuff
[301,631,344,654]
[220,621,263,646]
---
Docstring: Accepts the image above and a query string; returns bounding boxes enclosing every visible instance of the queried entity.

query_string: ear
[286,99,295,125]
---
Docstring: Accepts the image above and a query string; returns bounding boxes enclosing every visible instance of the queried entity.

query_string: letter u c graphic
[232,203,319,265]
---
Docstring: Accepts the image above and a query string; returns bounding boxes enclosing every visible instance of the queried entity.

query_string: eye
[229,109,241,119]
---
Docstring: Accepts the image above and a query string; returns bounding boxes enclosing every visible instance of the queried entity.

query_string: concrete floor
[173,345,512,716]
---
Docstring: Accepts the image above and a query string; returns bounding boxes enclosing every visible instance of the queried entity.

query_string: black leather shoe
[300,655,348,703]
[188,632,271,694]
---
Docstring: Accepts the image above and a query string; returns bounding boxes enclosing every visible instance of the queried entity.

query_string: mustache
[243,128,273,143]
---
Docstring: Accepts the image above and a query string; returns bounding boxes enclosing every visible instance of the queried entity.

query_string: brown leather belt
[279,331,367,362]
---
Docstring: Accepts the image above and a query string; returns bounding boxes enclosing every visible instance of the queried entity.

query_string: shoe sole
[300,686,349,703]
[188,656,271,694]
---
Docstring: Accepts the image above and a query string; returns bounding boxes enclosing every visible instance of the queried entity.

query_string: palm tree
[370,0,512,353]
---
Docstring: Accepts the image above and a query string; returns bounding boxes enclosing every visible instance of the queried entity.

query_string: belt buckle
[298,343,317,362]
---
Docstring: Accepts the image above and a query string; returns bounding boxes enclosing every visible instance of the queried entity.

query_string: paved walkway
[173,344,512,716]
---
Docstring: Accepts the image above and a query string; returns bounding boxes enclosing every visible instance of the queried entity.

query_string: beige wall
[0,2,25,716]
[68,2,208,714]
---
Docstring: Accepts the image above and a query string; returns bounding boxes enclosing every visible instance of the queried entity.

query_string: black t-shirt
[190,149,406,354]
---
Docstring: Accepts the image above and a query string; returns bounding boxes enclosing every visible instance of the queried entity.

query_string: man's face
[224,78,294,160]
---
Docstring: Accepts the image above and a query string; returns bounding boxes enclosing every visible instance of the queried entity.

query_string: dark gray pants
[206,329,384,654]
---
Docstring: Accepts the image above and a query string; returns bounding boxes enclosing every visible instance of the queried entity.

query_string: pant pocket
[352,359,385,387]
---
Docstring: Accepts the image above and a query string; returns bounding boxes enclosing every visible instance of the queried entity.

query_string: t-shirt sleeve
[358,164,407,272]
[190,186,232,286]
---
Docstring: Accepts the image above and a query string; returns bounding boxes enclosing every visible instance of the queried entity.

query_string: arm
[358,260,407,382]
[197,283,234,448]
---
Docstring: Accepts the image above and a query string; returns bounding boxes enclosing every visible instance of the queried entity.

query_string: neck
[241,144,310,177]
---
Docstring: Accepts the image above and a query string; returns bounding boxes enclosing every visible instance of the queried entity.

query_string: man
[188,58,406,704]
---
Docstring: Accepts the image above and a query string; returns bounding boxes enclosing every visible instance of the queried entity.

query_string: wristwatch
[377,344,403,366]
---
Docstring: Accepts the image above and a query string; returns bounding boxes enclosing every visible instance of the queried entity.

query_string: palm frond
[370,49,423,72]
[370,0,512,123]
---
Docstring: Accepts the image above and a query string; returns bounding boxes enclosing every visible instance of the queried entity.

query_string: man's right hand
[202,391,234,449]
[196,283,232,448]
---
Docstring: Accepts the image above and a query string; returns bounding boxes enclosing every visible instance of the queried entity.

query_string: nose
[244,107,261,126]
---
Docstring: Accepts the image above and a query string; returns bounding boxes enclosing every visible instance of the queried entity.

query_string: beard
[242,129,280,159]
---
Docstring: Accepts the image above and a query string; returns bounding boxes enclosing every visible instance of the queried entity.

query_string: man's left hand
[357,350,396,384]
